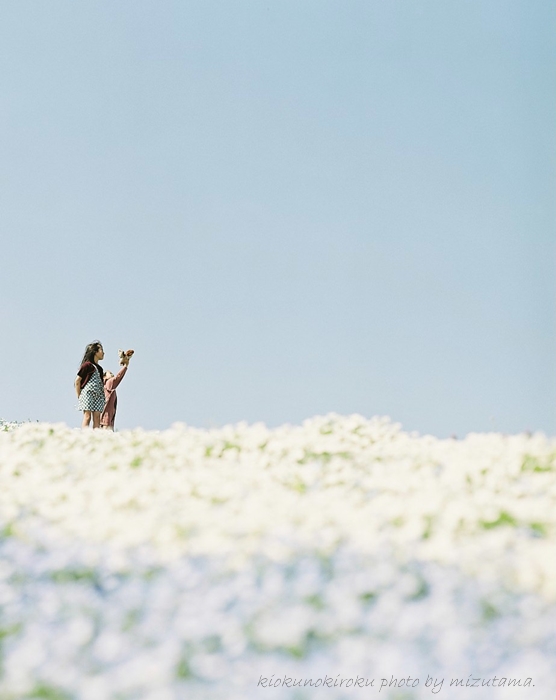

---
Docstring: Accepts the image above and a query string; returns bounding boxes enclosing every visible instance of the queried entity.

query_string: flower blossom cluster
[0,415,555,699]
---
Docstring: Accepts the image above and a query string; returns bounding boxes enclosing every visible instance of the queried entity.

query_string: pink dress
[100,366,128,428]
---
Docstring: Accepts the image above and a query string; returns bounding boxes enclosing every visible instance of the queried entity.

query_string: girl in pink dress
[100,353,132,430]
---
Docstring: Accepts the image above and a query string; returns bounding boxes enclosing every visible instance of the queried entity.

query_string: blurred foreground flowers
[0,415,555,699]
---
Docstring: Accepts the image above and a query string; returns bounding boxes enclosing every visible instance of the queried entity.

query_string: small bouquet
[118,349,135,366]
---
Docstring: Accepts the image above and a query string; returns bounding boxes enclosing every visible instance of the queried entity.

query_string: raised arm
[105,366,128,391]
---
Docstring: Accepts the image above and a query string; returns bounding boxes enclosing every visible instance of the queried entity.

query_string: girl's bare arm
[75,377,82,398]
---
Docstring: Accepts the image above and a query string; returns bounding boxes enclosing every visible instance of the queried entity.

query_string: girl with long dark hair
[75,341,105,428]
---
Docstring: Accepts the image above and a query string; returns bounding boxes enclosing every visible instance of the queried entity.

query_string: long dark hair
[80,340,103,366]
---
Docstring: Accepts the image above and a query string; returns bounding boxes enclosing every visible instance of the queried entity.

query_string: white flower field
[0,415,555,699]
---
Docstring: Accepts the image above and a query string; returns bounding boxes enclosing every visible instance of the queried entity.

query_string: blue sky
[1,1,554,436]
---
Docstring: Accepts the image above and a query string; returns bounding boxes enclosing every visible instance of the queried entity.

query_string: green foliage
[422,515,433,540]
[0,624,22,641]
[50,569,98,584]
[481,601,500,621]
[176,657,193,679]
[26,684,72,700]
[530,522,547,537]
[360,591,377,604]
[305,593,326,609]
[410,579,430,601]
[480,511,517,529]
[121,609,141,632]
[0,523,16,538]
[521,455,554,473]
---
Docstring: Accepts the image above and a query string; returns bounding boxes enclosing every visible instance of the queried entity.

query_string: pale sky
[1,0,554,436]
